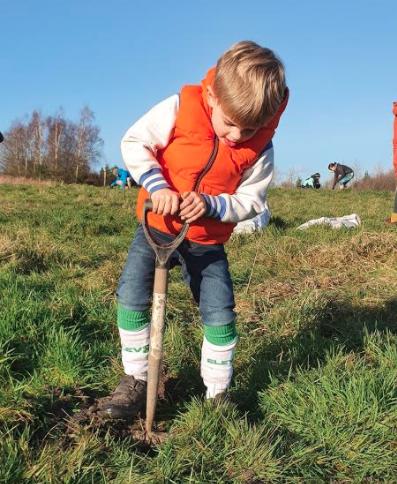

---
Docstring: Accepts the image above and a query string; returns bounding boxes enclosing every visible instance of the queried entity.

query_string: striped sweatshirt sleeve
[202,144,274,223]
[120,95,179,193]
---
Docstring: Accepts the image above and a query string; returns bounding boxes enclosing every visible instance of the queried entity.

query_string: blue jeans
[117,225,235,326]
[339,172,354,186]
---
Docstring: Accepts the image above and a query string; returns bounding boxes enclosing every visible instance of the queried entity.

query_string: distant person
[386,101,397,224]
[301,172,321,189]
[110,166,133,189]
[90,41,289,421]
[328,162,354,189]
[0,132,4,143]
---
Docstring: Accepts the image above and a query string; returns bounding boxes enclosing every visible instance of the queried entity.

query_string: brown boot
[95,375,146,420]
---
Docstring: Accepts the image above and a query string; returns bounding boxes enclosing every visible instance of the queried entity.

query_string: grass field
[0,183,396,483]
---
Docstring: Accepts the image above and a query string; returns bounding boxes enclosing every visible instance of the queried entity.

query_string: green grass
[0,184,396,482]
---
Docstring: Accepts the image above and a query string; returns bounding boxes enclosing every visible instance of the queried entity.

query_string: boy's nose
[229,127,242,142]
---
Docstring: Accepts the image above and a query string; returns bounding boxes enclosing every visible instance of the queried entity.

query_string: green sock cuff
[117,305,150,331]
[204,321,237,346]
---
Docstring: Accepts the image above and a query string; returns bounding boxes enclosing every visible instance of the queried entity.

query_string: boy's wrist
[201,194,212,216]
[139,167,170,194]
[201,194,226,220]
[148,182,171,194]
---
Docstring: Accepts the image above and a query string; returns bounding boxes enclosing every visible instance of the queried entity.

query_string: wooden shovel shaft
[141,198,188,438]
[145,265,168,436]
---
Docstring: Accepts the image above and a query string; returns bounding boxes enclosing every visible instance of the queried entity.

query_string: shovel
[141,199,189,440]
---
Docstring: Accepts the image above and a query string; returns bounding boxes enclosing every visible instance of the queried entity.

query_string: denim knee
[116,226,156,311]
[179,241,236,326]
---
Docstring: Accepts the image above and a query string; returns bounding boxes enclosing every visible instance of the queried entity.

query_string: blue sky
[1,0,396,182]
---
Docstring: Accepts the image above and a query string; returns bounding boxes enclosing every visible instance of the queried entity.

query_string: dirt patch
[65,396,169,449]
[63,368,179,447]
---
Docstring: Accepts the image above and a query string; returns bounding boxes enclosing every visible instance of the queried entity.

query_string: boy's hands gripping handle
[142,199,189,268]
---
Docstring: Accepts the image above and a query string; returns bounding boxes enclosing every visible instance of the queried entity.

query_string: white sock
[119,325,150,381]
[200,336,237,399]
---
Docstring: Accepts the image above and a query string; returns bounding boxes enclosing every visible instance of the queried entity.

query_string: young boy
[96,41,288,419]
[328,162,354,189]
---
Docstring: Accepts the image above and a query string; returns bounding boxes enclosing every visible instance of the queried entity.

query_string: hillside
[0,184,396,482]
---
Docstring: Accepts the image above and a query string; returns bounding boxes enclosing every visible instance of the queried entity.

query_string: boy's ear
[206,85,217,108]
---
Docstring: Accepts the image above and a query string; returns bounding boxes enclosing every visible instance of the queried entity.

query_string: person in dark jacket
[0,132,4,143]
[328,162,354,189]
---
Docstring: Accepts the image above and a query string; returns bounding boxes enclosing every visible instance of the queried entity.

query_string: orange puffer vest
[136,68,288,244]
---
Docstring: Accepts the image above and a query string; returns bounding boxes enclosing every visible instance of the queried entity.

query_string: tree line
[0,107,103,184]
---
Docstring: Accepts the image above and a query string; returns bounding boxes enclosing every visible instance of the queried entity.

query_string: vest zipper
[192,137,219,192]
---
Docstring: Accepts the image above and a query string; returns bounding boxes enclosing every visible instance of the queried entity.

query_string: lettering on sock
[124,344,149,353]
[207,358,232,365]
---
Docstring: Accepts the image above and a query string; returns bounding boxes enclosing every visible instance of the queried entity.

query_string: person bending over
[301,172,321,189]
[110,166,133,189]
[94,41,289,419]
[328,162,354,189]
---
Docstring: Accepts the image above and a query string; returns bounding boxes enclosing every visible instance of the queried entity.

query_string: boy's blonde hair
[213,41,286,128]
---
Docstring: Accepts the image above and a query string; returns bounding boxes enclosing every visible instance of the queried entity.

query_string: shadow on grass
[236,297,397,418]
[268,216,290,231]
[155,363,204,423]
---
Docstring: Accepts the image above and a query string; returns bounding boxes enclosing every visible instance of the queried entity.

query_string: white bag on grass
[297,213,361,230]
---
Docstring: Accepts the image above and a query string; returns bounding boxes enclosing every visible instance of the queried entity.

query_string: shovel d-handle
[141,199,188,437]
[142,199,189,268]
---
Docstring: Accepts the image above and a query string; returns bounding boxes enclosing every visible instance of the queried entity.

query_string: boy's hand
[179,191,206,223]
[150,188,180,216]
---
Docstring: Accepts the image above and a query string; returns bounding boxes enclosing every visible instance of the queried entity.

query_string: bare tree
[27,111,46,178]
[0,122,31,176]
[45,109,65,178]
[74,106,103,182]
[0,106,103,183]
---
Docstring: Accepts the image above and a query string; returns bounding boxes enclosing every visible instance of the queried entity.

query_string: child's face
[207,87,259,147]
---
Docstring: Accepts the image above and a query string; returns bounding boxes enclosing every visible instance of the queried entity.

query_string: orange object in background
[393,101,397,177]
